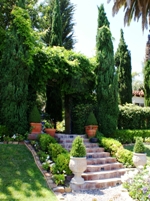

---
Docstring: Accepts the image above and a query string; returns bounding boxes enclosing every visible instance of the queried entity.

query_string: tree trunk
[64,94,71,133]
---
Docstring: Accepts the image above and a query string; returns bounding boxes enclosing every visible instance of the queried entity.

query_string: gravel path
[57,185,134,201]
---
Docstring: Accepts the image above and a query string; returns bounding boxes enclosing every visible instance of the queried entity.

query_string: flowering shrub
[122,166,150,200]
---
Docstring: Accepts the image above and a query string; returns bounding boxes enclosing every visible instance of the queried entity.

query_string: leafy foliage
[38,133,56,151]
[70,136,86,157]
[96,5,118,136]
[42,0,76,49]
[118,104,150,129]
[115,29,132,105]
[51,153,72,175]
[98,136,134,167]
[48,143,68,162]
[123,166,150,200]
[52,174,65,186]
[112,129,150,144]
[85,111,98,125]
[0,6,36,134]
[144,60,150,106]
[109,0,150,31]
[29,105,41,123]
[71,103,93,134]
[133,137,145,153]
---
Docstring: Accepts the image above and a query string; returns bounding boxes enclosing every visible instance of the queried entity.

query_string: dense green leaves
[144,60,150,106]
[0,7,36,134]
[42,0,76,49]
[96,4,118,136]
[115,29,132,105]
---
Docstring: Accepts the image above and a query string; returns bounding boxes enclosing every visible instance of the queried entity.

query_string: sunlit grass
[0,144,58,201]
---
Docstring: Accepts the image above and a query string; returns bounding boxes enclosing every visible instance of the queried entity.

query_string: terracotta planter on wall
[45,128,56,137]
[30,123,42,134]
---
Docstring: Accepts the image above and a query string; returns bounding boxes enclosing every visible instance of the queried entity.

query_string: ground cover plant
[0,144,57,201]
[122,166,150,201]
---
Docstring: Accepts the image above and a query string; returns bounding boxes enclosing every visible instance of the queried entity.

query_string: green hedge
[118,104,150,129]
[98,136,134,167]
[112,129,150,144]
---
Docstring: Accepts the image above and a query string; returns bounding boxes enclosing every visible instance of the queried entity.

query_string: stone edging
[24,142,70,200]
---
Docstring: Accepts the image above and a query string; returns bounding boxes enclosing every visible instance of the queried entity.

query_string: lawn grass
[124,143,150,164]
[0,144,58,201]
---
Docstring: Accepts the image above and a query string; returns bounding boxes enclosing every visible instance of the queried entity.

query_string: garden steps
[55,134,126,190]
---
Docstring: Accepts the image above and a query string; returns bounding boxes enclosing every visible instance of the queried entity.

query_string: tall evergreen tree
[96,4,118,136]
[115,29,132,105]
[50,0,62,46]
[44,0,63,127]
[0,6,35,134]
[42,0,75,49]
[144,33,150,106]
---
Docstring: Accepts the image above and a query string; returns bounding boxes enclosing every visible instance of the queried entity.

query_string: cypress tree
[45,0,62,127]
[115,29,132,104]
[0,6,35,134]
[50,0,62,46]
[96,4,118,136]
[144,33,150,106]
[42,0,75,49]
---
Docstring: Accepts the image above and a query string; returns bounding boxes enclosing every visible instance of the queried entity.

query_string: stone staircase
[55,133,126,190]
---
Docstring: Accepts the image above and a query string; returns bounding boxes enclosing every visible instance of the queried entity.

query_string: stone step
[85,162,124,172]
[59,138,90,143]
[56,133,127,191]
[55,134,86,139]
[87,157,117,165]
[60,142,99,150]
[82,169,126,180]
[86,147,104,153]
[70,177,122,190]
[86,152,110,158]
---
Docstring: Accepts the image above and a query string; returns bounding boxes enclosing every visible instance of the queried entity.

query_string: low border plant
[122,166,150,201]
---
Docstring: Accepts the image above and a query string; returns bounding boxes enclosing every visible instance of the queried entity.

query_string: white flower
[12,134,16,139]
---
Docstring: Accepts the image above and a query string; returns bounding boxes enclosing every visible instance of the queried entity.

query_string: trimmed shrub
[38,134,56,152]
[51,153,72,175]
[85,111,98,125]
[70,136,86,157]
[37,150,48,163]
[112,129,150,144]
[118,104,150,129]
[29,105,41,123]
[116,148,133,167]
[48,143,68,162]
[52,174,65,186]
[98,136,133,167]
[133,137,145,153]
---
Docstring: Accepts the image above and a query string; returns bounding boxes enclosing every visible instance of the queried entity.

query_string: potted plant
[85,111,98,138]
[132,137,147,167]
[69,136,87,185]
[29,105,42,134]
[44,121,56,137]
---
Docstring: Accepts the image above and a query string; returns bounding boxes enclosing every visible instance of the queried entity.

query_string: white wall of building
[132,96,144,106]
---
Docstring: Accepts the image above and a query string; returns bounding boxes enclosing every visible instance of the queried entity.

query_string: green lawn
[124,143,150,164]
[0,144,58,201]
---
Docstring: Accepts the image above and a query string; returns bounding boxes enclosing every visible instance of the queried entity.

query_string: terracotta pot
[86,129,96,138]
[85,125,98,134]
[45,128,56,137]
[30,123,42,134]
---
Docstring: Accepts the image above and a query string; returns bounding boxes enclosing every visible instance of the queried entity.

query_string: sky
[70,0,149,77]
